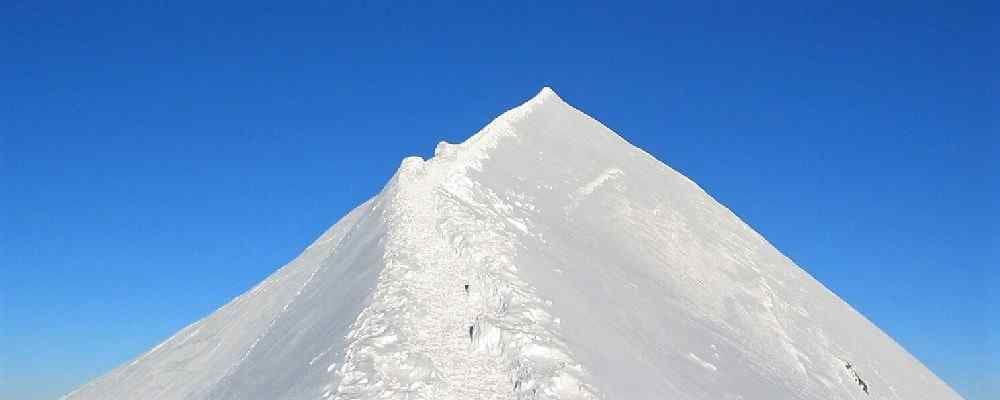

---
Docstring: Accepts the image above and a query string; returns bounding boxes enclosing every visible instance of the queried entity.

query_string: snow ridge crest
[400,87,572,181]
[331,87,602,399]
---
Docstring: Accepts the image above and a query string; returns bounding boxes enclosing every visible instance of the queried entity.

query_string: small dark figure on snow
[845,361,869,395]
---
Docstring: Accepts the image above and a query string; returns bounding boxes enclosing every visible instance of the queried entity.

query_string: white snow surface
[64,87,962,400]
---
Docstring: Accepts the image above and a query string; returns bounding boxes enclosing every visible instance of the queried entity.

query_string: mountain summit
[65,88,961,400]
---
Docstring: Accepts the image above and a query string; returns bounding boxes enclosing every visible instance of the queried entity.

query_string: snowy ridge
[64,87,961,400]
[333,88,601,399]
[432,86,563,171]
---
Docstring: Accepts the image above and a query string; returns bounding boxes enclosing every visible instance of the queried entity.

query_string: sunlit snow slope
[65,88,962,400]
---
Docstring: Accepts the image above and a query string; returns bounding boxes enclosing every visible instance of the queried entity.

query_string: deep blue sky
[1,1,994,399]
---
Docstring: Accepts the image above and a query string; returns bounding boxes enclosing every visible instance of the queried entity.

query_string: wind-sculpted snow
[333,90,600,399]
[65,88,961,400]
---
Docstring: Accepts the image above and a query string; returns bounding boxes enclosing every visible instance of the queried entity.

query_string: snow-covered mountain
[64,88,962,400]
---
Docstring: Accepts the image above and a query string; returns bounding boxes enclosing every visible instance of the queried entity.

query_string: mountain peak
[65,88,962,400]
[519,86,570,116]
[424,87,582,174]
[497,86,570,124]
[532,86,562,103]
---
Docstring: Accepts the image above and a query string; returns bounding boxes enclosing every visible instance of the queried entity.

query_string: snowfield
[64,88,962,400]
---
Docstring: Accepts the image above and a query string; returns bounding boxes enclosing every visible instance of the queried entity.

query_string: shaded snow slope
[65,88,961,400]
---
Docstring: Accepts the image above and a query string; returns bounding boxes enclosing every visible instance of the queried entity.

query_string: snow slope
[64,88,962,400]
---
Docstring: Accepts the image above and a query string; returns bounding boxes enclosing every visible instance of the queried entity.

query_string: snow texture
[64,87,962,400]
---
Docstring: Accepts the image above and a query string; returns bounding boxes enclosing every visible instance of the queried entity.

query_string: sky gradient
[2,1,995,399]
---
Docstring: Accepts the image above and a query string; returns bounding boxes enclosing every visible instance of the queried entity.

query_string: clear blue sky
[1,1,994,399]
